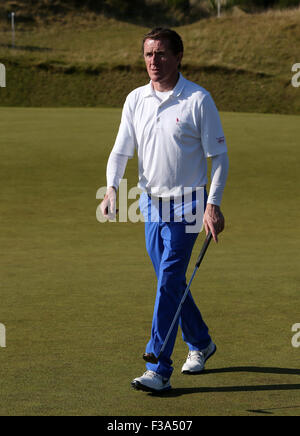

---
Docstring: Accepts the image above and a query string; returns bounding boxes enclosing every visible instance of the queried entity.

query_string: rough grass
[0,108,299,416]
[1,9,299,74]
[0,9,300,112]
[180,8,300,77]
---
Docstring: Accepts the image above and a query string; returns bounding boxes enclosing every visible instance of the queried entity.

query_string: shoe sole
[131,380,171,393]
[182,344,217,375]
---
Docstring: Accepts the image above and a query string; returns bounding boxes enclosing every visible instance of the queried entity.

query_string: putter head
[143,352,159,364]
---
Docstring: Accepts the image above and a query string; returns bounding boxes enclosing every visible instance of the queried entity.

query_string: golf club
[143,231,213,364]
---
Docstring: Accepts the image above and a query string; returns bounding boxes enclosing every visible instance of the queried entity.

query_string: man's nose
[152,53,160,64]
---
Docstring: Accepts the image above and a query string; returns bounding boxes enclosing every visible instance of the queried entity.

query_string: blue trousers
[140,192,211,379]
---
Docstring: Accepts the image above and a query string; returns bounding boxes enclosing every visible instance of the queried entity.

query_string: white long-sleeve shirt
[107,150,229,206]
[110,74,228,197]
[106,73,229,204]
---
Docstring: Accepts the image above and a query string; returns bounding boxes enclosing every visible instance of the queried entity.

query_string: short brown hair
[142,28,184,56]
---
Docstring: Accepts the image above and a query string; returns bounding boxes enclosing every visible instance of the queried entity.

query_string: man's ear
[177,52,183,68]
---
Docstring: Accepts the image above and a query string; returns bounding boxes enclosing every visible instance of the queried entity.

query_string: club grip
[195,231,212,268]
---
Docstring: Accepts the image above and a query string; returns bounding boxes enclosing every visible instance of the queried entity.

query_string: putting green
[0,108,299,416]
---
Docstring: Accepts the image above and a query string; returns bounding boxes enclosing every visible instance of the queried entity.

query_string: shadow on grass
[0,43,52,52]
[149,366,300,398]
[247,405,300,415]
[203,366,300,376]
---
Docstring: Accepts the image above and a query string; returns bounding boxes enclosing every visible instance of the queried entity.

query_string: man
[100,28,229,392]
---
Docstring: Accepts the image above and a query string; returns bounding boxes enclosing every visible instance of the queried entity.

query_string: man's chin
[149,72,163,83]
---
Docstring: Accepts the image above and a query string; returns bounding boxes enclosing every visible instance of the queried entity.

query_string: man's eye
[145,52,165,58]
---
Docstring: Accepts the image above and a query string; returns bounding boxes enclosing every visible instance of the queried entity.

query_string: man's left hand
[203,203,225,243]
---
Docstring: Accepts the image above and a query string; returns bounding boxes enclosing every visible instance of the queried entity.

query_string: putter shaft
[143,231,213,364]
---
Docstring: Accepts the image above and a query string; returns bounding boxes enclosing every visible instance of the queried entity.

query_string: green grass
[0,108,299,416]
[0,9,299,76]
[0,9,300,112]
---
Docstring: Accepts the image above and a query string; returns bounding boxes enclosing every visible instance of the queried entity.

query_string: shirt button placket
[156,106,161,129]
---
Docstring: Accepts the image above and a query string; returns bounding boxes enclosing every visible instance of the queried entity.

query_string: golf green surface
[0,107,299,416]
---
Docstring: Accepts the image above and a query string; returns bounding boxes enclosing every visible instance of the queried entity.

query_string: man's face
[143,38,182,88]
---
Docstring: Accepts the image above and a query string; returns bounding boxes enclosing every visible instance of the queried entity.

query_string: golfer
[100,28,229,392]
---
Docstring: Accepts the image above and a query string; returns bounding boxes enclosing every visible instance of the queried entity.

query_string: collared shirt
[112,73,227,198]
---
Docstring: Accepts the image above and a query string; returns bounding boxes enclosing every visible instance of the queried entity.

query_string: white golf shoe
[131,370,171,393]
[181,341,217,374]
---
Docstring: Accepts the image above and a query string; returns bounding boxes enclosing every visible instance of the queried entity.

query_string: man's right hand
[100,186,117,220]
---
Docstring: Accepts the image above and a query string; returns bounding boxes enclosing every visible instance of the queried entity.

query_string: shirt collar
[171,73,186,98]
[143,73,186,99]
[143,82,155,98]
